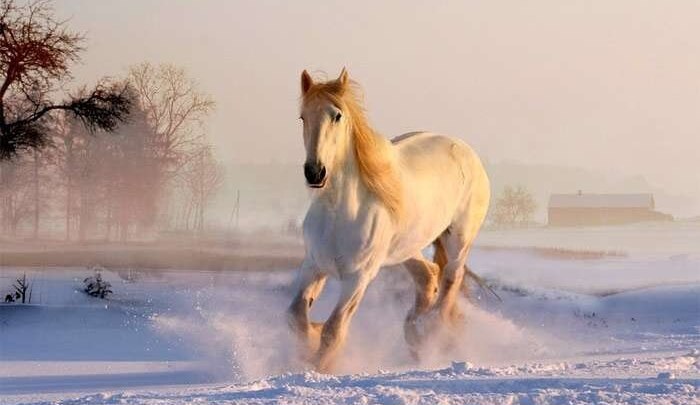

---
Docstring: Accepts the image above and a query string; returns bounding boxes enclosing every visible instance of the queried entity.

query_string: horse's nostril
[304,163,314,181]
[304,162,326,185]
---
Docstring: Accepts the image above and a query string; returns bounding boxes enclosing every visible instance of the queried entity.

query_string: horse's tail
[463,264,501,302]
[432,238,501,302]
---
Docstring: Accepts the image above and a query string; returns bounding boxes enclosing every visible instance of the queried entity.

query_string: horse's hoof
[313,355,336,374]
[408,346,422,362]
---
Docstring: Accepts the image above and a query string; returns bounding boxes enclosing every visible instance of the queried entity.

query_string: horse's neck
[319,130,399,219]
[316,142,362,207]
[320,146,364,211]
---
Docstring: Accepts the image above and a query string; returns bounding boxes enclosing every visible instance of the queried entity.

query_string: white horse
[287,68,490,372]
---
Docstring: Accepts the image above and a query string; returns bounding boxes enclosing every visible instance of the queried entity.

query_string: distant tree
[52,113,78,240]
[57,114,104,241]
[52,111,104,241]
[0,0,130,159]
[180,145,224,232]
[491,185,537,227]
[0,154,32,234]
[128,62,215,178]
[128,63,216,232]
[28,146,55,238]
[30,148,40,238]
[0,141,53,237]
[104,104,161,241]
[53,100,160,242]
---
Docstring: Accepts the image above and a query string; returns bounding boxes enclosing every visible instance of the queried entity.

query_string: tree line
[0,0,224,241]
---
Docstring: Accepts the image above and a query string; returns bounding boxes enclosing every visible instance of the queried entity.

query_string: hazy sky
[55,1,699,207]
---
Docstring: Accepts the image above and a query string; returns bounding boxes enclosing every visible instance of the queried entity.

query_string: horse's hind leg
[434,230,473,327]
[287,259,328,359]
[403,254,439,359]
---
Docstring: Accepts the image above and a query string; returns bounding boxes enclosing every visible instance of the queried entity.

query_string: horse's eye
[333,112,342,123]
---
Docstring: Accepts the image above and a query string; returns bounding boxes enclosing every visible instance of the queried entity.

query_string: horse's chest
[303,203,389,276]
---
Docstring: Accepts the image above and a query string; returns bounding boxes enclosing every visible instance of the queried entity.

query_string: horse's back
[386,131,490,262]
[392,131,485,181]
[403,132,490,217]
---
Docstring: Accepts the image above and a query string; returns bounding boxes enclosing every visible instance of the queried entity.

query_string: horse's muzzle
[304,162,327,188]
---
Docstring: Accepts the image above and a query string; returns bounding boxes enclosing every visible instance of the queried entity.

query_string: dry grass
[477,245,627,260]
[0,236,305,271]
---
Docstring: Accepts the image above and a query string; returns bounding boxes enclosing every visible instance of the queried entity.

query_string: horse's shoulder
[393,133,477,171]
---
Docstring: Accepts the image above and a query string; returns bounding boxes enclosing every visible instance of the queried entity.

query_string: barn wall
[548,207,671,226]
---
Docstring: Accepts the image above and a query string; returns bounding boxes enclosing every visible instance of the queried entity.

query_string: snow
[5,357,698,405]
[0,229,699,404]
[476,221,700,256]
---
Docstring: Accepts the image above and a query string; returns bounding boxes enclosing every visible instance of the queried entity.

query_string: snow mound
[16,353,699,405]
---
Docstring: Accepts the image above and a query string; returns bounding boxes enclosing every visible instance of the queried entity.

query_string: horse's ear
[338,67,349,88]
[301,70,313,94]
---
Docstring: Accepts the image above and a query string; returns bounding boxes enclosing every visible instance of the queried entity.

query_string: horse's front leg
[287,259,328,360]
[314,271,373,373]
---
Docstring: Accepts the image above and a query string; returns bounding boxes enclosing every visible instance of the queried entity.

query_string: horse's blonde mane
[302,79,403,221]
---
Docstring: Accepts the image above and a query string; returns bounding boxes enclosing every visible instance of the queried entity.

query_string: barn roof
[549,193,654,209]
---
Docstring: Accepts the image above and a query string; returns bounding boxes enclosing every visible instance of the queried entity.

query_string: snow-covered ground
[1,227,698,404]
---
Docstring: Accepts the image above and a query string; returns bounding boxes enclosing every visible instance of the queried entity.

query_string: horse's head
[299,68,352,189]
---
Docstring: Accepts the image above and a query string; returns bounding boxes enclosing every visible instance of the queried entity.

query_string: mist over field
[52,0,700,229]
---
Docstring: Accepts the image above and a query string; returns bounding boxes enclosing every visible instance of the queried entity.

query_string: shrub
[84,268,113,299]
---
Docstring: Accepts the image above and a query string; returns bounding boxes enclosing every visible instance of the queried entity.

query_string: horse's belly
[384,189,461,265]
[384,240,426,265]
[384,223,445,265]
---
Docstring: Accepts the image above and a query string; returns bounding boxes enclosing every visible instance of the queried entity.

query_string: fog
[55,0,700,224]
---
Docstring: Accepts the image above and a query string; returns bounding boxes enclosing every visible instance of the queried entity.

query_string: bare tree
[105,105,161,241]
[31,148,39,237]
[128,62,214,177]
[51,103,159,242]
[1,128,53,239]
[491,185,537,227]
[0,153,32,234]
[29,146,52,238]
[74,126,103,241]
[52,112,77,239]
[180,145,224,232]
[0,0,130,159]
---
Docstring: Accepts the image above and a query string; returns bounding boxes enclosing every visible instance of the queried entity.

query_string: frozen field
[0,227,699,404]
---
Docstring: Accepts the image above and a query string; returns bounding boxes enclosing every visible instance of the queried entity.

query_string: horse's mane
[303,79,403,221]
